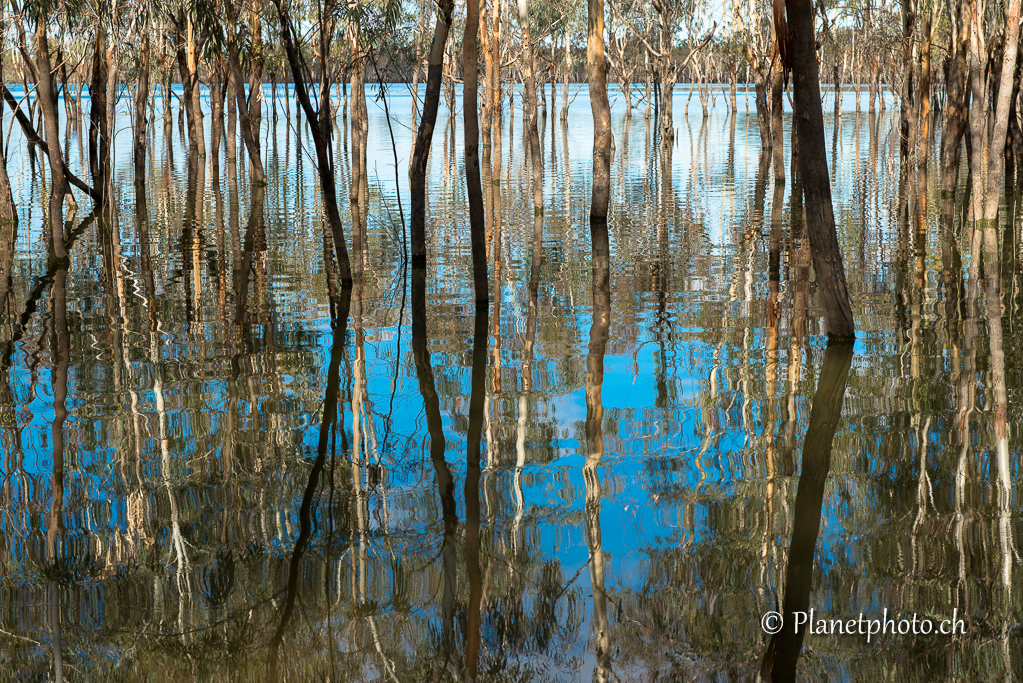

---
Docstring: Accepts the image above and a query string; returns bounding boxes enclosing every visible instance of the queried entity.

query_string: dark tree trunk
[939,9,970,199]
[762,340,854,683]
[409,0,454,264]
[787,0,856,338]
[273,0,353,285]
[89,25,109,190]
[35,22,70,258]
[466,0,488,301]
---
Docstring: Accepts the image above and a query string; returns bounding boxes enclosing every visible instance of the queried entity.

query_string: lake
[0,84,1018,680]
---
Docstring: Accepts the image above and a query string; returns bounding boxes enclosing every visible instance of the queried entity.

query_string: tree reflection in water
[762,340,853,683]
[1,94,1020,681]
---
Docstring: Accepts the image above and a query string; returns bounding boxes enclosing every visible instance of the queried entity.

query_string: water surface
[0,85,1019,680]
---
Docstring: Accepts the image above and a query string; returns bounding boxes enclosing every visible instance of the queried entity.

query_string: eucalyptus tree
[897,0,942,165]
[27,0,74,256]
[587,0,611,219]
[612,0,715,148]
[223,0,267,184]
[786,0,856,337]
[469,0,489,300]
[734,0,772,150]
[969,0,1021,266]
[267,0,405,286]
[409,0,455,264]
[170,2,207,157]
[938,0,969,203]
[516,0,544,215]
[131,2,153,184]
[0,3,16,223]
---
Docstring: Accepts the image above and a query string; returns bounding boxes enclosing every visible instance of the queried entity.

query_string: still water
[0,85,1020,680]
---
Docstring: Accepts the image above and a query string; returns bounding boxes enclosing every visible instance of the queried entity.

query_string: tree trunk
[134,30,151,184]
[210,59,226,170]
[0,19,17,223]
[786,0,856,338]
[588,0,612,219]
[481,0,493,151]
[868,55,878,112]
[409,0,454,264]
[226,71,237,163]
[175,14,200,154]
[35,21,69,257]
[981,0,1021,227]
[227,41,266,184]
[349,20,368,208]
[411,0,430,123]
[105,28,118,189]
[562,29,571,120]
[186,16,206,157]
[899,0,917,164]
[517,0,544,214]
[467,0,489,301]
[747,48,772,149]
[89,25,109,188]
[490,0,503,133]
[770,53,785,182]
[916,8,933,165]
[273,0,353,285]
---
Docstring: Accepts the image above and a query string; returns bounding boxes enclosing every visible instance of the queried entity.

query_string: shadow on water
[267,283,353,681]
[761,339,854,683]
[585,220,612,682]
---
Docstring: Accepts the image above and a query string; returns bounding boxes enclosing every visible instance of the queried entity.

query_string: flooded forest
[0,0,1021,680]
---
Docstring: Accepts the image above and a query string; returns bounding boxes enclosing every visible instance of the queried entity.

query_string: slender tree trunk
[210,59,225,170]
[409,0,454,264]
[747,49,771,149]
[786,0,856,337]
[134,30,151,184]
[411,0,430,122]
[588,0,612,219]
[246,10,264,152]
[981,0,1021,228]
[657,25,676,148]
[467,0,489,301]
[899,0,917,164]
[35,21,69,257]
[939,4,969,196]
[186,16,206,157]
[175,14,200,153]
[481,0,493,151]
[517,0,544,214]
[349,10,368,210]
[770,53,785,182]
[0,21,17,222]
[227,41,266,184]
[105,24,118,188]
[226,70,237,163]
[562,30,571,120]
[916,8,933,165]
[89,25,109,188]
[272,0,353,284]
